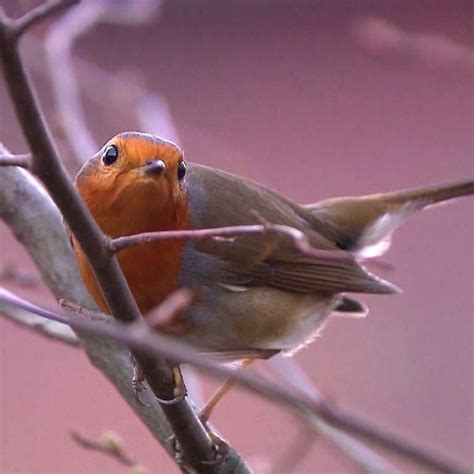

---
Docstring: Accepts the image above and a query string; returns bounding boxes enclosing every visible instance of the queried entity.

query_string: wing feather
[186,164,399,295]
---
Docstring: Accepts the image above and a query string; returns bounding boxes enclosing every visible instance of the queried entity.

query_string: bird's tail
[374,179,474,209]
[305,179,474,258]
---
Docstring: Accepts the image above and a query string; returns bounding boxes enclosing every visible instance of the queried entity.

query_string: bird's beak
[139,159,166,176]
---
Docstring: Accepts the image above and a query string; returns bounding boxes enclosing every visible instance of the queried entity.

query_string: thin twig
[59,298,109,321]
[0,288,465,474]
[308,415,399,474]
[109,224,351,264]
[145,288,193,329]
[14,0,80,38]
[45,0,107,162]
[44,0,164,164]
[59,288,192,328]
[0,288,79,346]
[0,152,31,168]
[265,358,399,473]
[70,430,142,470]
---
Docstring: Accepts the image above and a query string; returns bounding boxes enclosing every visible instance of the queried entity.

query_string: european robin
[72,132,473,359]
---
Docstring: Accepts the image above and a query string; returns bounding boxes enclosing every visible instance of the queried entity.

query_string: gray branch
[0,152,250,473]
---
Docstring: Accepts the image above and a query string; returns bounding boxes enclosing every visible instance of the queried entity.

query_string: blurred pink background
[1,1,473,472]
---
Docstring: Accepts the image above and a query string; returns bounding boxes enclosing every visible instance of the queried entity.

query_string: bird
[71,131,473,414]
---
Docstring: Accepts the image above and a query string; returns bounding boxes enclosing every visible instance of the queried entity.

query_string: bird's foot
[155,366,187,405]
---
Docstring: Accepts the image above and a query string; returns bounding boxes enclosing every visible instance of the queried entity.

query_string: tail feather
[305,179,474,257]
[376,179,474,209]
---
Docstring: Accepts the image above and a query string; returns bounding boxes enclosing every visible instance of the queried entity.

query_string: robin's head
[75,132,188,233]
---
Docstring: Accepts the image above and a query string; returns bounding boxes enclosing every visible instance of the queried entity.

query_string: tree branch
[0,157,173,456]
[3,2,466,474]
[0,154,462,473]
[108,225,351,264]
[0,287,465,474]
[0,4,231,471]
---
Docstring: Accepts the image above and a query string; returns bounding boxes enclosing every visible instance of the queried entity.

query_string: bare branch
[145,289,193,329]
[309,416,399,474]
[0,162,249,472]
[14,0,80,38]
[0,149,89,301]
[70,430,142,470]
[0,152,31,168]
[0,288,465,474]
[44,0,165,164]
[45,0,107,162]
[266,357,399,473]
[0,144,463,473]
[0,3,468,473]
[59,288,192,329]
[0,288,79,346]
[0,5,228,469]
[109,224,351,264]
[0,162,174,453]
[59,298,109,322]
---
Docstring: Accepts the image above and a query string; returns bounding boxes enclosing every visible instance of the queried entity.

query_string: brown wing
[185,164,399,295]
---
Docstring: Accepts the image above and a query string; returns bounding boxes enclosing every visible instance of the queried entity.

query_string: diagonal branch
[0,288,465,474]
[0,158,414,474]
[0,156,175,461]
[0,3,236,471]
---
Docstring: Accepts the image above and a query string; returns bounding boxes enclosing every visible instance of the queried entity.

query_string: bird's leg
[131,358,186,407]
[172,365,187,400]
[199,358,254,423]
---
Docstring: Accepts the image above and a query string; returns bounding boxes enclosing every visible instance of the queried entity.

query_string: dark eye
[177,160,186,180]
[102,144,118,166]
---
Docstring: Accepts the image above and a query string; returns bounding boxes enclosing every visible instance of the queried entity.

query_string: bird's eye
[102,145,118,166]
[177,160,187,180]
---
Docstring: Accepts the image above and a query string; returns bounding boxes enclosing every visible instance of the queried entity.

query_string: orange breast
[73,180,189,316]
[75,239,185,315]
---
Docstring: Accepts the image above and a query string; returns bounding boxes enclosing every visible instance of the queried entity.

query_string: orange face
[73,132,190,314]
[75,132,188,237]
